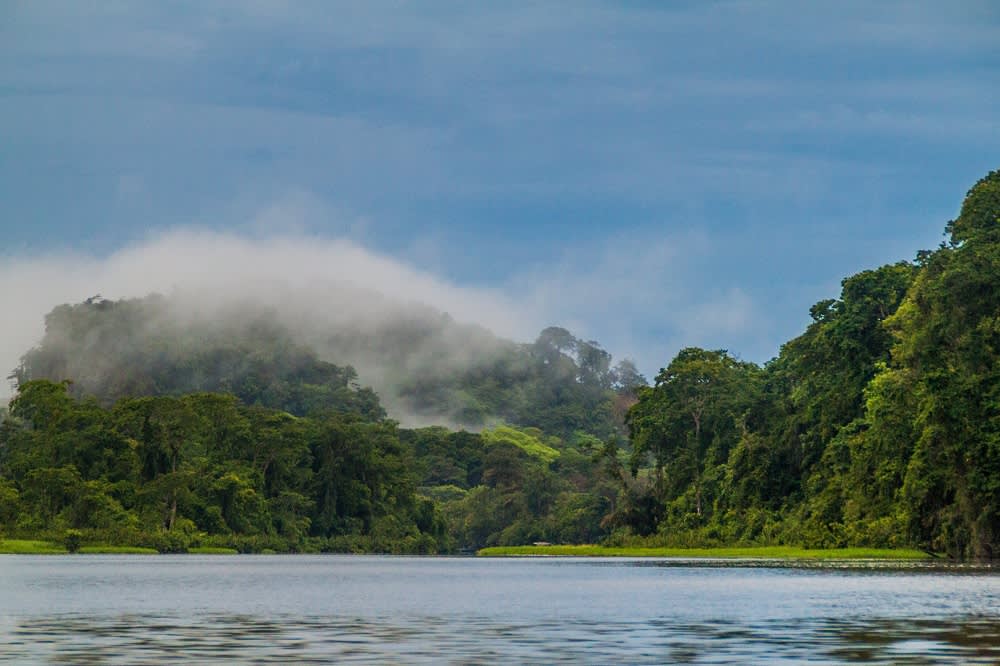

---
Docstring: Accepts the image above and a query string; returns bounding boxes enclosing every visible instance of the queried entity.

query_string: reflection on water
[2,556,1000,664]
[5,612,1000,663]
[633,557,1000,572]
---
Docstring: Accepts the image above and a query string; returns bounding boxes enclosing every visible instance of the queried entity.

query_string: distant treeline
[3,298,643,552]
[3,170,999,558]
[0,381,622,553]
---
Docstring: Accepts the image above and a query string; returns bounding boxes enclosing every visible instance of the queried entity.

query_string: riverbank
[0,539,238,555]
[1,538,935,559]
[476,545,935,559]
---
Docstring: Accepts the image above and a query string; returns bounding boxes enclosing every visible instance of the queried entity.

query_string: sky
[1,0,998,388]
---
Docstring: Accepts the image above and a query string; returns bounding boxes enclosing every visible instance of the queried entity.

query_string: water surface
[2,555,999,663]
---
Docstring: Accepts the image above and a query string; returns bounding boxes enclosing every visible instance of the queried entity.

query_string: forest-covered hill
[2,291,642,553]
[9,292,642,439]
[2,170,999,558]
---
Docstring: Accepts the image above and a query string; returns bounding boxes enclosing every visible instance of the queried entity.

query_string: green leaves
[481,425,560,463]
[613,170,1000,557]
[6,170,1000,557]
[0,380,444,552]
[947,169,1000,244]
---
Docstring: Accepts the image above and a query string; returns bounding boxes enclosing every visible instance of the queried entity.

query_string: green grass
[78,545,160,554]
[1,540,160,554]
[0,539,67,554]
[0,540,238,555]
[476,544,934,560]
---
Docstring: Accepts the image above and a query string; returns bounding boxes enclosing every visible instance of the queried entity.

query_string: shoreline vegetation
[1,537,932,560]
[476,545,935,559]
[0,539,238,555]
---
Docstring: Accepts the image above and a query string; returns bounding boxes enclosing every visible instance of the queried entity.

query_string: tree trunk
[168,494,177,531]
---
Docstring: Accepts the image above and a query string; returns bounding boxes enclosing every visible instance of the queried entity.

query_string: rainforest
[2,171,999,559]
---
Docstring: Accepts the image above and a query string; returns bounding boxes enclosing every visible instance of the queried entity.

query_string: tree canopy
[4,170,1000,558]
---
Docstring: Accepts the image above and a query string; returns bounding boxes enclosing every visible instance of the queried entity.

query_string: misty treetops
[2,299,643,552]
[2,170,1000,558]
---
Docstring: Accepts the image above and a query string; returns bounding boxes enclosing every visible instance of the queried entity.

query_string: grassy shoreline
[1,538,934,559]
[0,539,239,555]
[0,539,69,554]
[476,545,935,559]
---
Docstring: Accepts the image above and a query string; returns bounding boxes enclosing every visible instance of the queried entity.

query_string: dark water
[2,556,1000,664]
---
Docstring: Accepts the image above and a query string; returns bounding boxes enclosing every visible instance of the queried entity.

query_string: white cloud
[0,228,531,398]
[0,217,768,402]
[506,228,767,375]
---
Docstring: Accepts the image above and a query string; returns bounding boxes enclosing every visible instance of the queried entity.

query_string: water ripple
[3,556,1000,663]
[3,612,1000,664]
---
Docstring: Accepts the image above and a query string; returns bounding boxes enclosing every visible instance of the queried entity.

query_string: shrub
[64,529,83,553]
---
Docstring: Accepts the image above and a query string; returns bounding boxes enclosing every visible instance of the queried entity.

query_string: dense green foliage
[397,326,644,438]
[5,300,641,552]
[621,171,1000,559]
[0,381,441,552]
[0,381,619,552]
[4,171,999,559]
[477,545,931,559]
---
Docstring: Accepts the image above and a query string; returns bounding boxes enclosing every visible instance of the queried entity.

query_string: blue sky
[1,1,998,381]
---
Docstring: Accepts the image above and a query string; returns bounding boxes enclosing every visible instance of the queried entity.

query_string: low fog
[1,229,544,421]
[2,224,765,424]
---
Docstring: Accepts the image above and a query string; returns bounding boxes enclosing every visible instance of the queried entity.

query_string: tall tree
[628,348,759,520]
[885,171,1000,557]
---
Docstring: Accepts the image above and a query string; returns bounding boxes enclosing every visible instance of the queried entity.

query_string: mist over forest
[0,230,545,405]
[10,282,643,434]
[2,171,1000,559]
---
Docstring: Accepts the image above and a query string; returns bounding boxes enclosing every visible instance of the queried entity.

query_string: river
[1,555,999,663]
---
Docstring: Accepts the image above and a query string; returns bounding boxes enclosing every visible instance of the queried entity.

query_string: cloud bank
[3,0,988,390]
[1,220,768,405]
[0,228,525,387]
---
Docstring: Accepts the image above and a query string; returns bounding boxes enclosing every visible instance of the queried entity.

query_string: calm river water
[1,555,999,663]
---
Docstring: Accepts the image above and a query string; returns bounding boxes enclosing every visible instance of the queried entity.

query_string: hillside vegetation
[2,170,999,558]
[617,170,1000,559]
